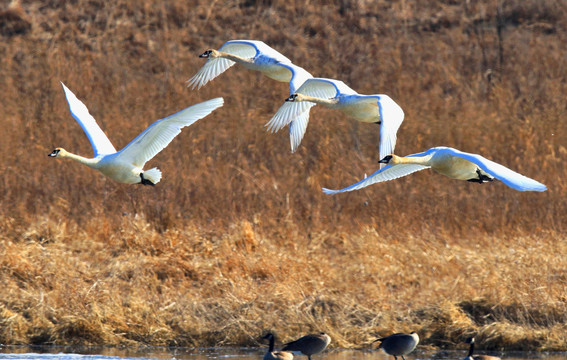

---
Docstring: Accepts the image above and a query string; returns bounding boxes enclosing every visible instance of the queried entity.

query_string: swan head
[48,148,64,158]
[199,49,219,58]
[379,154,403,165]
[465,337,475,344]
[285,93,300,102]
[378,154,398,165]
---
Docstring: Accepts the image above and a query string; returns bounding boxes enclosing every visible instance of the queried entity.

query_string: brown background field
[0,0,566,351]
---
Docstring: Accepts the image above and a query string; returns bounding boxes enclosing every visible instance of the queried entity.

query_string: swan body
[49,82,223,185]
[374,332,419,360]
[187,40,312,94]
[463,337,501,360]
[282,333,331,360]
[266,78,404,155]
[263,333,294,360]
[322,146,547,194]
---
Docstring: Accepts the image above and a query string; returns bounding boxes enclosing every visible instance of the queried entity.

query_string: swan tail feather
[143,168,162,185]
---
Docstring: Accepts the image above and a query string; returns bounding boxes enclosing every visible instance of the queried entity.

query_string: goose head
[263,333,275,341]
[48,148,63,158]
[199,49,219,58]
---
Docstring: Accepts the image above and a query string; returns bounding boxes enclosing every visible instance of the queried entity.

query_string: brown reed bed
[0,0,566,350]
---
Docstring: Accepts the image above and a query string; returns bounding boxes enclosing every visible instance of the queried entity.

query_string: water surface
[0,347,564,360]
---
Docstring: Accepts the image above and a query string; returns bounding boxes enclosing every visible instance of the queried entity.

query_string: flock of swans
[50,39,546,193]
[47,40,514,360]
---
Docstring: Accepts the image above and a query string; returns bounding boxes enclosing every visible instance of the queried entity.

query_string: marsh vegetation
[0,0,566,350]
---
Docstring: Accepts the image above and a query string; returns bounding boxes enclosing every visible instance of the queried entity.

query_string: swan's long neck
[267,335,275,353]
[59,149,99,168]
[217,51,253,64]
[297,94,339,106]
[391,154,432,166]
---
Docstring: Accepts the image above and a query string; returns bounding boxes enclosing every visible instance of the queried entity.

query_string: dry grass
[0,0,566,350]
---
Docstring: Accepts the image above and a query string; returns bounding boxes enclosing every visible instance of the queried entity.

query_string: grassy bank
[0,0,566,350]
[1,216,566,349]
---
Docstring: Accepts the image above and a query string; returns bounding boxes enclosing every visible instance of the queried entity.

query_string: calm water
[0,347,565,360]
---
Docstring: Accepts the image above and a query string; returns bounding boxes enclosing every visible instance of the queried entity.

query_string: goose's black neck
[268,335,275,352]
[467,341,475,357]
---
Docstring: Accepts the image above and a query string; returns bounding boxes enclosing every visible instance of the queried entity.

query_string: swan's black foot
[467,169,493,184]
[139,173,155,186]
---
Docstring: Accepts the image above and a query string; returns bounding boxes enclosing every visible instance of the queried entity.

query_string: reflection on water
[0,347,565,360]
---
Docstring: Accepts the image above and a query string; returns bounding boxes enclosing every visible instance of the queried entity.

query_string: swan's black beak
[285,94,297,102]
[378,155,393,164]
[48,149,60,157]
[199,50,212,58]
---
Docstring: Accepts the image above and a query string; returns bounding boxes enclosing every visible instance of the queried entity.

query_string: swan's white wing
[299,78,358,97]
[288,109,311,153]
[265,98,315,134]
[117,98,224,167]
[60,82,117,157]
[187,40,260,90]
[377,95,405,164]
[323,163,430,195]
[265,78,350,133]
[445,148,547,191]
[245,40,293,63]
[280,63,313,94]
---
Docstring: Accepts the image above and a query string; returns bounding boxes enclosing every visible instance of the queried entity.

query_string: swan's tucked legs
[478,169,493,183]
[466,169,494,183]
[467,170,484,183]
[140,173,155,186]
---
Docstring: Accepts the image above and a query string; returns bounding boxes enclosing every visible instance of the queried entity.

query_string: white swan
[49,82,223,185]
[187,40,312,95]
[322,146,547,194]
[265,78,404,155]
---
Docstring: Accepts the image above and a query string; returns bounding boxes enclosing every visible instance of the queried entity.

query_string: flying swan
[322,146,547,194]
[49,82,223,185]
[265,78,404,155]
[187,40,312,95]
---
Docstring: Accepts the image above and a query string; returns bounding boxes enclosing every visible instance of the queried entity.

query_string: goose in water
[373,332,419,360]
[49,82,223,185]
[263,333,294,360]
[322,146,547,194]
[463,337,501,360]
[266,78,404,155]
[187,40,312,95]
[281,333,331,360]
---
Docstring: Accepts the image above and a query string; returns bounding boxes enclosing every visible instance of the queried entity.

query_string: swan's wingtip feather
[208,97,224,108]
[322,188,338,195]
